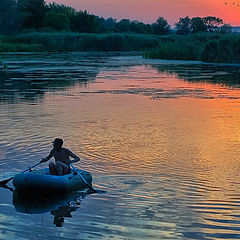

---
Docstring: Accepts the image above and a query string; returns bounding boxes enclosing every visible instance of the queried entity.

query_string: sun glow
[46,0,240,25]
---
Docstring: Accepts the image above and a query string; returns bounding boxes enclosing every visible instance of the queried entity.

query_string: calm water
[1,53,240,239]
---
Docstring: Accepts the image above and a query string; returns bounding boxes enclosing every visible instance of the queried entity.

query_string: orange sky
[47,0,240,26]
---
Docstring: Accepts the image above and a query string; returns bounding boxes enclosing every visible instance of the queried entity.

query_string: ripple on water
[1,53,240,239]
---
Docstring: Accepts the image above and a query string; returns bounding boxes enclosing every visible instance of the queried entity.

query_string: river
[1,52,240,239]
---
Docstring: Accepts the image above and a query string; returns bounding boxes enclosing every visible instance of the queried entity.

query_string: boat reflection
[51,205,79,227]
[13,189,86,227]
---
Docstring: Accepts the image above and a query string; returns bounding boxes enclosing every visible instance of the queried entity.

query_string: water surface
[1,53,240,239]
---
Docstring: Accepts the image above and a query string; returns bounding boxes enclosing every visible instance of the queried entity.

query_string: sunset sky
[46,0,240,26]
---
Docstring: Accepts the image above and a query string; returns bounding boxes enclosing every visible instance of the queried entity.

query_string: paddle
[0,161,41,186]
[70,164,96,193]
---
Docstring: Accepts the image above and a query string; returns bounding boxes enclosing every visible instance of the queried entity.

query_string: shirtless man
[40,138,80,176]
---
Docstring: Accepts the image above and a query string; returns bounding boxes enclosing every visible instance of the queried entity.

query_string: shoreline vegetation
[0,0,239,63]
[143,33,240,63]
[0,33,163,52]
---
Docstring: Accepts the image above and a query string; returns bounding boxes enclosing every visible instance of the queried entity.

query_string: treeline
[0,0,232,35]
[1,0,239,63]
[0,0,170,35]
[175,16,232,34]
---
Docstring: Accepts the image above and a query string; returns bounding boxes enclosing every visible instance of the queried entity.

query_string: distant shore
[1,32,240,63]
[0,32,161,52]
[143,32,240,63]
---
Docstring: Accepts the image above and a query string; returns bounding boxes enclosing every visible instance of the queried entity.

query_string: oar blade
[87,185,96,193]
[70,164,97,193]
[0,177,13,186]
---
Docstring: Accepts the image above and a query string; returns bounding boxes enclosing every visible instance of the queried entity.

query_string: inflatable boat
[12,168,92,192]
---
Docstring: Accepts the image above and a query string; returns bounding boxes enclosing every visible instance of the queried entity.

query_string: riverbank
[143,32,240,63]
[0,32,162,52]
[1,32,240,63]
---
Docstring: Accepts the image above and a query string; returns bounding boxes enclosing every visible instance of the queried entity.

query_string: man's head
[52,138,63,149]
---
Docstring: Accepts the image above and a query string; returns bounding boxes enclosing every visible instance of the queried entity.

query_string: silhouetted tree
[116,19,131,32]
[105,18,117,32]
[130,20,149,33]
[95,17,107,32]
[203,16,223,32]
[175,16,191,35]
[191,17,206,33]
[0,0,234,36]
[175,16,232,35]
[17,0,47,29]
[105,18,116,27]
[219,24,232,33]
[145,24,152,33]
[43,3,75,31]
[71,10,97,33]
[0,0,23,34]
[152,17,170,35]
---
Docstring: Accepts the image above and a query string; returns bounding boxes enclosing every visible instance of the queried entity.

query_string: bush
[144,33,240,63]
[201,36,240,63]
[0,42,43,52]
[143,36,201,60]
[0,32,162,52]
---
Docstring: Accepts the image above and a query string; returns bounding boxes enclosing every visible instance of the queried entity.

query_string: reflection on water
[1,53,240,239]
[13,190,83,227]
[151,63,240,86]
[0,70,97,102]
[51,205,78,228]
[0,52,101,102]
[1,54,240,103]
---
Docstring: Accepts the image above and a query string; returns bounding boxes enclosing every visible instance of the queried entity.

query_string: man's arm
[40,149,54,163]
[66,149,80,163]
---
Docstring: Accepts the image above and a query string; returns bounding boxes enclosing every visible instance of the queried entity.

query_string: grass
[0,32,162,52]
[1,32,240,63]
[143,33,240,63]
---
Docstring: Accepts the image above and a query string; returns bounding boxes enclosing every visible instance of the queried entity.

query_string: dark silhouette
[40,138,80,175]
[203,16,223,32]
[152,17,170,35]
[0,0,233,36]
[0,0,23,34]
[43,3,75,31]
[51,205,78,227]
[175,16,191,35]
[17,0,48,30]
[175,16,231,35]
[0,0,166,35]
[71,10,98,33]
[13,189,85,227]
[116,19,131,32]
[191,17,207,33]
[0,0,235,62]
